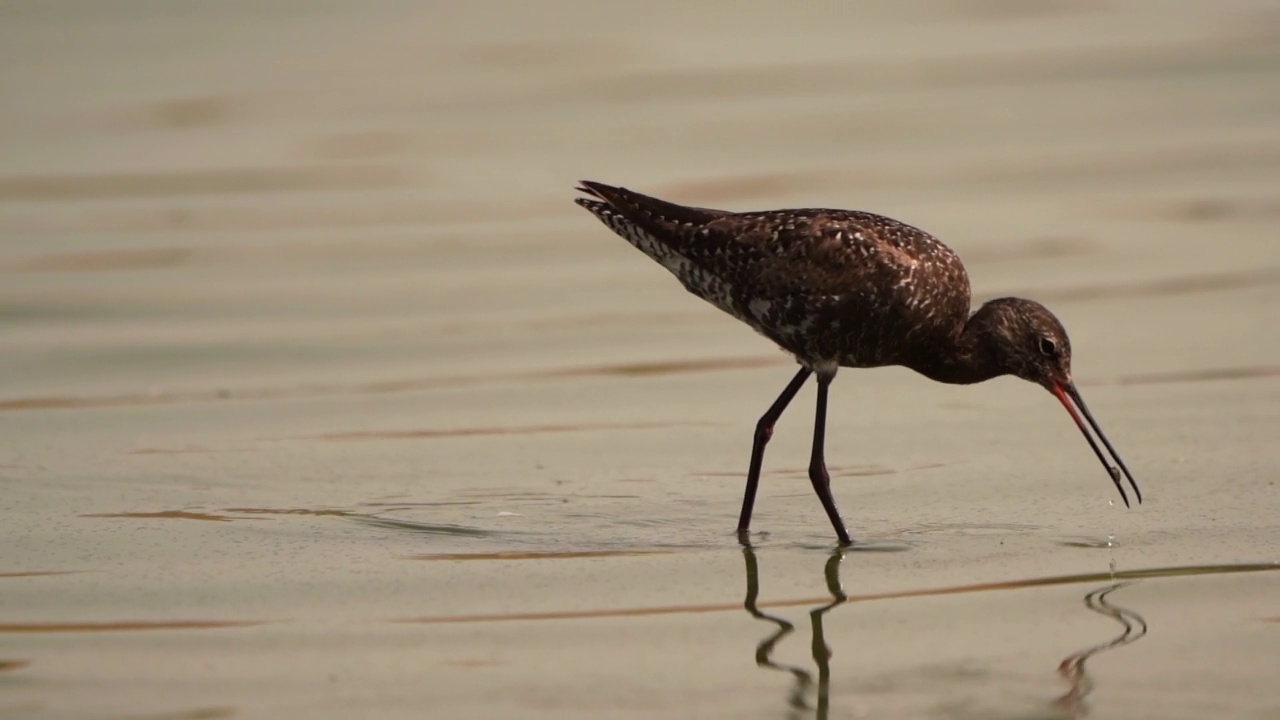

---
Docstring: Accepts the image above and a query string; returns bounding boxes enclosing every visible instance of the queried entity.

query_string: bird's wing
[695,210,927,298]
[574,182,940,298]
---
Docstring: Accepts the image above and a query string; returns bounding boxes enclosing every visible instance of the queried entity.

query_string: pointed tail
[574,180,728,233]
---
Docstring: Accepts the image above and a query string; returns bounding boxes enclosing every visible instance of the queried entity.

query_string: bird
[573,180,1141,545]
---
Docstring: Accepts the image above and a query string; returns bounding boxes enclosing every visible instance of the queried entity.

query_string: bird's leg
[809,373,853,546]
[737,367,812,539]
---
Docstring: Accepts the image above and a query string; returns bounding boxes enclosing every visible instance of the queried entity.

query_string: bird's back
[575,181,972,367]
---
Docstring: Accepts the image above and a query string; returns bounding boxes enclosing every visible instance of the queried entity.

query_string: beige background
[2,2,1279,718]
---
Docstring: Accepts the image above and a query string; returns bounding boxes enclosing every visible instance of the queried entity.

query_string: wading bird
[575,180,1140,545]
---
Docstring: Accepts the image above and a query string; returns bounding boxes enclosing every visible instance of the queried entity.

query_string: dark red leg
[808,374,852,545]
[737,367,812,538]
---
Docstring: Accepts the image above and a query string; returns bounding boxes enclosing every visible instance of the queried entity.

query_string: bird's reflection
[741,542,1150,720]
[1051,581,1148,717]
[741,541,847,720]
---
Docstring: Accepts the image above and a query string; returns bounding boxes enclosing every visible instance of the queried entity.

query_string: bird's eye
[1038,337,1057,357]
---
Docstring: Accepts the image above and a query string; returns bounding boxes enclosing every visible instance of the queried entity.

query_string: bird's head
[971,297,1141,507]
[972,297,1073,391]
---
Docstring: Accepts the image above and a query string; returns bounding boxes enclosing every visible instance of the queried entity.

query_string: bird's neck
[906,307,1006,386]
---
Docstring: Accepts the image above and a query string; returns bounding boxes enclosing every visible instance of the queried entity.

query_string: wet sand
[3,2,1280,718]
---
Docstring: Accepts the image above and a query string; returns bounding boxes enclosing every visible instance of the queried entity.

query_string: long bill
[1050,383,1142,507]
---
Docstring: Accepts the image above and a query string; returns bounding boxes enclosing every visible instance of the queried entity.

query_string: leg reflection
[809,550,847,719]
[741,541,848,720]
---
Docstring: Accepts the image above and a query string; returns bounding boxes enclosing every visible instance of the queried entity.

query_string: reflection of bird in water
[1052,581,1148,717]
[740,542,847,720]
[739,546,1150,719]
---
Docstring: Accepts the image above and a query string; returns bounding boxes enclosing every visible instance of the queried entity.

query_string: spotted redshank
[575,180,1141,545]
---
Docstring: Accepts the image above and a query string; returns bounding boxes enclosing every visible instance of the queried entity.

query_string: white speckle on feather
[599,214,737,314]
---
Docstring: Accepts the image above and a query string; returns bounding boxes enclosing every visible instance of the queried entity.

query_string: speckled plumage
[574,180,1140,545]
[575,181,979,377]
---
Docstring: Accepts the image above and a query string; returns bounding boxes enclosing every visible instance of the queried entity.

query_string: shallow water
[4,1,1280,718]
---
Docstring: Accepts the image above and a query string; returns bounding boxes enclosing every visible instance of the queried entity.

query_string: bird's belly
[746,290,961,369]
[737,294,851,363]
